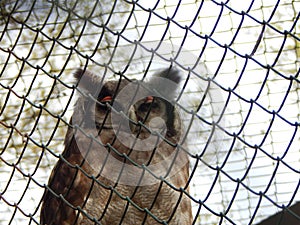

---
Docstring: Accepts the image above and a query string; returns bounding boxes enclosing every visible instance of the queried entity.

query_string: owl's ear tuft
[146,66,182,101]
[73,68,101,94]
[73,68,85,80]
[154,66,182,84]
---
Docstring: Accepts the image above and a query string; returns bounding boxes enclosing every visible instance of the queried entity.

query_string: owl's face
[95,83,175,140]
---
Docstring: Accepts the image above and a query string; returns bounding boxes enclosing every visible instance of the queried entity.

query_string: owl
[40,67,192,225]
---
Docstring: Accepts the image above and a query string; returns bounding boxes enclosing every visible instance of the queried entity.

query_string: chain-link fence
[0,0,299,224]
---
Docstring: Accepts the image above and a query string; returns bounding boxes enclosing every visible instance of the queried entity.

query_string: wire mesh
[0,0,299,224]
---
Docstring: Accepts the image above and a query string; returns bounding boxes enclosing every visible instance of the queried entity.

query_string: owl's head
[68,67,186,183]
[66,67,189,185]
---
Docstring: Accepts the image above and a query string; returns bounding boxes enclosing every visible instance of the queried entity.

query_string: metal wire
[0,0,299,224]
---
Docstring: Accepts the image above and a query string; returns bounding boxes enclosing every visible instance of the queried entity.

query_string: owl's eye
[138,96,159,112]
[97,96,113,110]
[145,96,154,103]
[99,96,123,112]
[100,96,113,103]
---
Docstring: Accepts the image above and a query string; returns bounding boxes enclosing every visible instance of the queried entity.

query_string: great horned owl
[40,67,192,225]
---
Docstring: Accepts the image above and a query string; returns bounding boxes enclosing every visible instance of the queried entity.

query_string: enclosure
[0,0,299,224]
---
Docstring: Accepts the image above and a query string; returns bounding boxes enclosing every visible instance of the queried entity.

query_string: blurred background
[0,0,299,224]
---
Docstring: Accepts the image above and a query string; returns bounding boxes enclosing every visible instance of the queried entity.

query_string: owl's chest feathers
[82,178,186,225]
[60,135,188,223]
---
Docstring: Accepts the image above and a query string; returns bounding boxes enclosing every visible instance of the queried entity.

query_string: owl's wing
[40,126,92,225]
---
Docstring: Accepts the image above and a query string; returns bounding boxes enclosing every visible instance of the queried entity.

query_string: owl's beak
[128,106,138,132]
